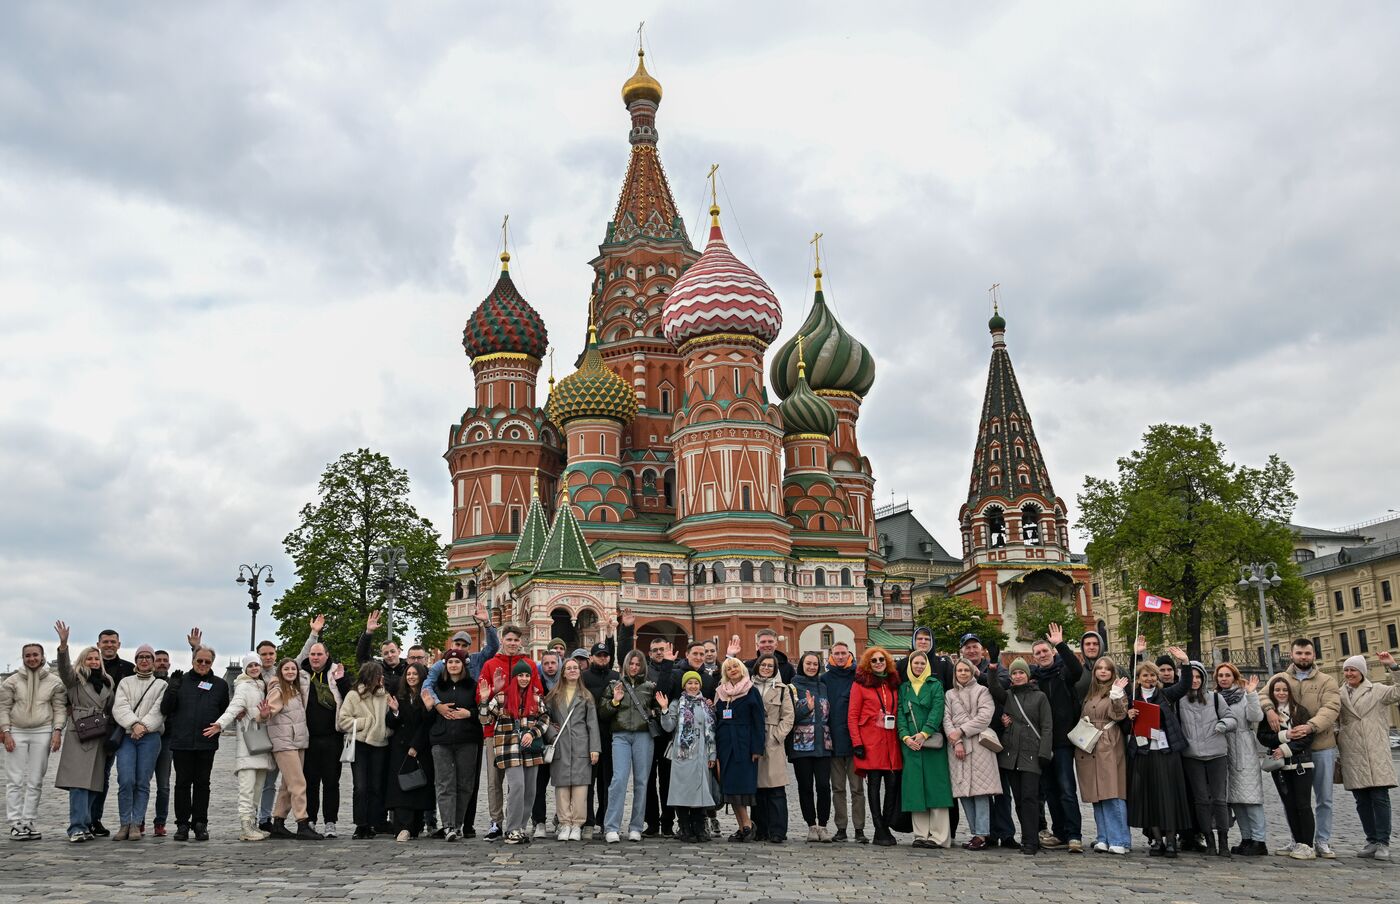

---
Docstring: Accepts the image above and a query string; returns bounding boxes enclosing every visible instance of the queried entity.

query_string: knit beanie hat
[1155,654,1176,668]
[242,652,260,670]
[1343,654,1368,675]
[549,637,567,649]
[682,670,702,689]
[512,659,535,678]
[1009,658,1030,676]
[442,648,468,664]
[135,644,156,658]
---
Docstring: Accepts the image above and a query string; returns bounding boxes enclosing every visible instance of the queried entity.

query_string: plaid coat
[484,690,550,769]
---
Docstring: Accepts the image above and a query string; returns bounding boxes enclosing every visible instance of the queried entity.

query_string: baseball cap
[959,633,982,647]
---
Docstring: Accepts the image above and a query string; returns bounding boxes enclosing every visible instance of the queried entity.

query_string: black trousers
[1182,757,1230,832]
[1003,767,1041,850]
[172,749,216,827]
[644,734,674,829]
[1273,768,1316,845]
[304,734,343,824]
[465,741,484,829]
[866,770,899,840]
[753,786,789,841]
[394,807,424,837]
[531,760,553,826]
[585,728,612,827]
[793,758,832,826]
[351,742,389,829]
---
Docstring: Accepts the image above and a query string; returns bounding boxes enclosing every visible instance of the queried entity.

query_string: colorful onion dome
[546,325,638,425]
[621,48,662,106]
[662,204,782,348]
[780,336,837,437]
[770,266,874,399]
[462,252,549,360]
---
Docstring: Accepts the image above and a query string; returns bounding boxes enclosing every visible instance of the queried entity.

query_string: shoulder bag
[74,710,109,743]
[905,699,945,749]
[107,679,158,752]
[544,699,577,765]
[623,682,663,739]
[397,753,428,791]
[1068,716,1103,754]
[977,728,1003,752]
[340,719,358,763]
[241,711,273,755]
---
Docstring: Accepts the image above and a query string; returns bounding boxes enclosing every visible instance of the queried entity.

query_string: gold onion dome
[546,325,639,426]
[621,48,662,106]
[780,338,838,437]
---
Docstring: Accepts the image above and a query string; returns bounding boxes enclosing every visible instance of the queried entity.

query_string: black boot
[1216,830,1231,857]
[1203,832,1217,855]
[268,818,296,839]
[295,819,324,840]
[173,823,190,842]
[192,822,209,842]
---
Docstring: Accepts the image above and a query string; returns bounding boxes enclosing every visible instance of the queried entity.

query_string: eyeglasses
[870,656,886,663]
[194,658,213,665]
[135,655,154,661]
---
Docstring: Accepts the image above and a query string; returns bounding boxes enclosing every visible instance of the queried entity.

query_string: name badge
[198,681,213,691]
[882,714,896,730]
[722,708,733,720]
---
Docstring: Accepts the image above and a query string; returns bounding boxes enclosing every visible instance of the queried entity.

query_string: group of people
[3,610,1398,863]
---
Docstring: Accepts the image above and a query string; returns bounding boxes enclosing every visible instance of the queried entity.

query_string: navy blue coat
[714,687,765,796]
[1128,662,1192,758]
[822,665,857,757]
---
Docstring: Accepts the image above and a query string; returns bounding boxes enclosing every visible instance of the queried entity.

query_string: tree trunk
[1183,560,1203,662]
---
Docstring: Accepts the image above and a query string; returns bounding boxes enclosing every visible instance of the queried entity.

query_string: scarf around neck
[1218,684,1243,706]
[909,669,929,695]
[718,675,752,701]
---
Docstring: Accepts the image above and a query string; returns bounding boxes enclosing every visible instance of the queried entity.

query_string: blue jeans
[68,788,94,837]
[961,794,991,836]
[259,759,280,823]
[116,733,161,827]
[1041,746,1082,841]
[153,735,173,825]
[1092,798,1130,848]
[90,752,115,826]
[1232,802,1267,842]
[1309,746,1336,844]
[605,731,652,835]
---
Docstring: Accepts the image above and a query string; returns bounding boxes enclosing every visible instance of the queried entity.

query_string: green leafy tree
[1077,424,1307,662]
[1016,593,1078,645]
[272,448,451,667]
[915,595,1009,656]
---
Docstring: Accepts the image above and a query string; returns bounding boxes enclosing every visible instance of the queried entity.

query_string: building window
[814,568,826,587]
[741,485,751,511]
[1308,595,1316,615]
[739,561,755,583]
[509,383,516,408]
[660,389,671,413]
[841,567,852,587]
[1292,548,1315,563]
[454,581,464,600]
[635,562,651,585]
[509,507,521,535]
[1383,580,1393,603]
[1311,636,1323,656]
[1091,582,1100,598]
[712,562,726,583]
[1215,612,1229,636]
[1334,590,1344,612]
[1220,647,1230,662]
[1357,629,1369,654]
[1338,632,1351,656]
[760,562,775,583]
[1352,587,1363,609]
[821,626,835,649]
[1388,624,1398,648]
[659,563,673,586]
[598,508,609,523]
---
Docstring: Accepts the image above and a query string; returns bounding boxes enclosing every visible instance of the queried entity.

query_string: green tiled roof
[867,627,912,650]
[509,492,549,568]
[531,493,599,578]
[591,539,694,560]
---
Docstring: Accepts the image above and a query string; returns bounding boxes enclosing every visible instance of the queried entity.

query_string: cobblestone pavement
[2,745,1395,902]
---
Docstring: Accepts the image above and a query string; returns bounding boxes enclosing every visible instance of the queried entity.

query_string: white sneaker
[1092,841,1109,853]
[1109,845,1129,855]
[533,823,548,839]
[605,831,620,843]
[1290,843,1316,860]
[1374,845,1390,861]
[443,828,459,842]
[395,829,410,843]
[570,825,582,841]
[556,826,570,841]
[321,822,336,838]
[627,830,642,842]
[1315,841,1335,859]
[1358,842,1379,858]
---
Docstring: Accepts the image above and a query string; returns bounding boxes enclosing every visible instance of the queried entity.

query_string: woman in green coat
[897,651,954,848]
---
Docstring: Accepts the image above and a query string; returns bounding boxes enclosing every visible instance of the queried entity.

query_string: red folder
[1132,700,1161,738]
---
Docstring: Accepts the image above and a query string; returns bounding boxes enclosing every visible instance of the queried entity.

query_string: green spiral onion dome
[462,253,550,360]
[770,275,874,399]
[780,364,838,437]
[546,327,638,425]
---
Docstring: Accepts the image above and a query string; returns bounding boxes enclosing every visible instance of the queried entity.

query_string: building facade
[444,49,893,656]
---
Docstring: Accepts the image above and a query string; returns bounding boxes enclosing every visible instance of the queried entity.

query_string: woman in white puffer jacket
[207,654,274,841]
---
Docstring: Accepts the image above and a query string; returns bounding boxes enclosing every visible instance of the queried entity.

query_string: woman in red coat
[848,646,903,843]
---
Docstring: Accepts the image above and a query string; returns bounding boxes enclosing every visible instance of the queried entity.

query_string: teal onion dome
[779,336,838,437]
[770,277,874,399]
[989,310,1006,331]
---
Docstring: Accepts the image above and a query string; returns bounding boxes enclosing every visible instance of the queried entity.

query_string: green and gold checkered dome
[546,326,638,426]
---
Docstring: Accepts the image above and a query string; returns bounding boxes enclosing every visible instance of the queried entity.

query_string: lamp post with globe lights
[237,564,274,651]
[373,546,409,643]
[1238,562,1282,673]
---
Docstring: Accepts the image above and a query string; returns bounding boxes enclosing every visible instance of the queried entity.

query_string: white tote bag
[339,720,357,763]
[1067,716,1102,754]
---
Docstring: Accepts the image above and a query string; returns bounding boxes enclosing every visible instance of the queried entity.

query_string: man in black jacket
[301,643,349,838]
[88,628,135,835]
[728,629,796,683]
[160,644,231,841]
[1029,623,1085,853]
[354,609,407,695]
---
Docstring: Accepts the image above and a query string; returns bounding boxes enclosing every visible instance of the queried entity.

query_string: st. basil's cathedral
[444,48,1092,654]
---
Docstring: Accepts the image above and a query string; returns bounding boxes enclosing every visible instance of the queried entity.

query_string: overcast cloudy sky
[2,2,1397,667]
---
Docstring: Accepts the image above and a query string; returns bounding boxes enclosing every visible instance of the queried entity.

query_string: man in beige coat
[1261,638,1341,858]
[1,643,67,840]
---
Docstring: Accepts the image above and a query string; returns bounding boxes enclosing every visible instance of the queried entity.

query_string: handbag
[623,682,663,739]
[544,699,577,765]
[107,678,158,751]
[340,720,357,763]
[74,710,109,743]
[905,701,945,749]
[397,755,428,791]
[1068,716,1103,754]
[241,716,273,755]
[977,728,1003,753]
[1260,753,1286,773]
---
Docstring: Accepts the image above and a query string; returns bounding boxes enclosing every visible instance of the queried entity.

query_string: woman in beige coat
[944,659,1000,849]
[1075,657,1131,853]
[337,661,393,840]
[53,621,113,843]
[1336,652,1400,859]
[265,659,321,840]
[753,654,795,843]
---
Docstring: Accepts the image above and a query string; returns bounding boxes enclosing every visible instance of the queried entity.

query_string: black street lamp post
[373,546,409,642]
[237,564,275,651]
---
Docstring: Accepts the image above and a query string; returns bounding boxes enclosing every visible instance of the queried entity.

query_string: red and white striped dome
[662,214,782,347]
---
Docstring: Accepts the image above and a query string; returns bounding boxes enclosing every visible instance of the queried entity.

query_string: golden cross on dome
[637,20,645,49]
[989,282,1001,313]
[811,232,824,290]
[796,333,807,380]
[531,471,539,500]
[707,163,720,224]
[500,214,511,271]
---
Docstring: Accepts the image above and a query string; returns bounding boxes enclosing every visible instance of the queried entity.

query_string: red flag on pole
[1137,589,1172,614]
